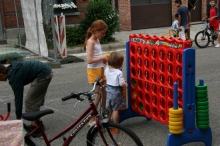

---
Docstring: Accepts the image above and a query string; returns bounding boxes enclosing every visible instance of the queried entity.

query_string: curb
[46,41,125,69]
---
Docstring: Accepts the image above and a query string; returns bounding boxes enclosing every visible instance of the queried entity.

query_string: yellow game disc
[169,125,183,130]
[169,129,183,134]
[169,116,183,122]
[169,113,182,118]
[169,121,183,126]
[169,108,183,115]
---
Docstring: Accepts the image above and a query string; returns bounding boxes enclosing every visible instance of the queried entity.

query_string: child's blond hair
[108,52,124,68]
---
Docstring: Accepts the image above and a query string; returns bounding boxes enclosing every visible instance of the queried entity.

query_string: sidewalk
[46,23,205,68]
[51,23,204,56]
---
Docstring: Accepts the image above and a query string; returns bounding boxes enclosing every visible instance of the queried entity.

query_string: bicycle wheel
[195,30,210,48]
[23,124,38,146]
[86,122,143,146]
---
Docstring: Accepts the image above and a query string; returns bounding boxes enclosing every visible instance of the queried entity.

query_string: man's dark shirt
[177,5,189,26]
[7,61,51,119]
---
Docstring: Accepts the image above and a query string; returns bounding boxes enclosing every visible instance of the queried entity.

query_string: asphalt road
[1,43,220,146]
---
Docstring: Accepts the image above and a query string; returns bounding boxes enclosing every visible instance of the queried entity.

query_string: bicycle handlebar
[62,92,78,101]
[62,75,102,102]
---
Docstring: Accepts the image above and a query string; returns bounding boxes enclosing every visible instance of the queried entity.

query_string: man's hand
[186,23,191,28]
[178,26,182,30]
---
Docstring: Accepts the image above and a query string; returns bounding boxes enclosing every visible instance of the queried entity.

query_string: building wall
[0,0,86,30]
[0,0,209,31]
[65,0,87,24]
[0,0,23,29]
[202,0,207,19]
[118,0,131,31]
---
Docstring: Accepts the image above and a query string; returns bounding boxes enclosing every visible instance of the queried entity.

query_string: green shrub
[44,25,54,49]
[19,33,26,47]
[79,0,119,44]
[66,25,84,46]
[45,25,85,48]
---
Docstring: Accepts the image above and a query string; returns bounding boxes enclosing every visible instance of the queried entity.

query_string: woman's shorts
[87,67,106,84]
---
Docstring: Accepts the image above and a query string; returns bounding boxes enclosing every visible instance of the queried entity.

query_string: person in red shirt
[203,0,220,47]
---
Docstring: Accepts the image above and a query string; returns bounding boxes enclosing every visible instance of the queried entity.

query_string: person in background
[203,0,220,47]
[171,13,179,37]
[175,0,191,40]
[0,61,53,137]
[105,52,127,124]
[84,20,108,126]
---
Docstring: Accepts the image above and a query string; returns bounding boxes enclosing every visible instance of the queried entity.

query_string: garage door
[131,0,171,30]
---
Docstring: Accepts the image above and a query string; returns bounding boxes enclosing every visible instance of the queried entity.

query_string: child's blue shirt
[171,20,178,30]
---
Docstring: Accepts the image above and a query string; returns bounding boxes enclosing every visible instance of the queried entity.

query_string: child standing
[84,20,108,126]
[171,13,179,37]
[206,0,220,47]
[105,52,127,123]
[171,13,179,30]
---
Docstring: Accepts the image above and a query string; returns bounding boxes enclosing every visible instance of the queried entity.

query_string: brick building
[0,0,218,39]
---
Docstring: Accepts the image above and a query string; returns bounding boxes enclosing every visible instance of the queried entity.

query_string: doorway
[189,0,201,22]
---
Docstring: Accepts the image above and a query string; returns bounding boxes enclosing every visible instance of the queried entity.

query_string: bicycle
[194,19,218,48]
[22,76,144,146]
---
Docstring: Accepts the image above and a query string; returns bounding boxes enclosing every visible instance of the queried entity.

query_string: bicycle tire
[195,30,210,48]
[86,122,143,146]
[23,123,38,146]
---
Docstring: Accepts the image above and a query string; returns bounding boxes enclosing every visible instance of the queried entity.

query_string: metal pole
[0,12,3,40]
[111,0,115,9]
[14,0,21,49]
[51,0,58,62]
[34,0,41,54]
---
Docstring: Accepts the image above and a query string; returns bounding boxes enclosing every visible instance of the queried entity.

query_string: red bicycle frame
[25,100,109,146]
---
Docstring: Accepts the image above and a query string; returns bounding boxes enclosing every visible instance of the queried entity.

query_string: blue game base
[166,127,212,146]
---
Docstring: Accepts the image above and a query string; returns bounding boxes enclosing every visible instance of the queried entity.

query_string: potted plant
[53,2,77,14]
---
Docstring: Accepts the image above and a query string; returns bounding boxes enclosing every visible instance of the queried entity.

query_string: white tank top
[86,43,104,68]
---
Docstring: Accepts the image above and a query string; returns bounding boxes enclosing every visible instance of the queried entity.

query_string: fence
[0,0,58,63]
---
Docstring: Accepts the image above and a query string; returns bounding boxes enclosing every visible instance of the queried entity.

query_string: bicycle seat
[22,109,54,121]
